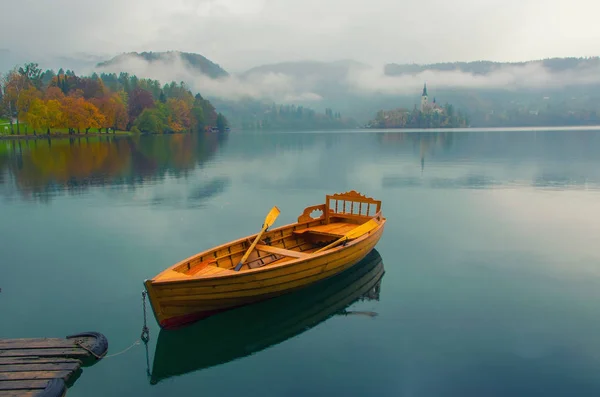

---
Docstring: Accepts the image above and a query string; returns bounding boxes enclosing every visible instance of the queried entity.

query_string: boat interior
[155,191,382,280]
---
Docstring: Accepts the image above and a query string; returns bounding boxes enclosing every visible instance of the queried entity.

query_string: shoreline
[0,132,132,140]
[0,130,227,140]
[2,125,600,140]
[360,125,600,133]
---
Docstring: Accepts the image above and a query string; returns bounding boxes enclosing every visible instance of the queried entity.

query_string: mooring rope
[102,339,142,358]
[75,291,151,360]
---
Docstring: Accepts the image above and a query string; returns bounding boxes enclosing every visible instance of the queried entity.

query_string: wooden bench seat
[292,222,358,238]
[255,244,310,258]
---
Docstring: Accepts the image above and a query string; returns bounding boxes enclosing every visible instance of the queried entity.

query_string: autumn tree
[90,91,127,133]
[61,96,84,134]
[17,87,41,134]
[128,88,154,126]
[5,63,225,136]
[25,99,46,134]
[90,95,115,133]
[46,99,65,132]
[113,91,129,132]
[0,72,7,126]
[166,98,191,132]
[44,86,66,101]
[3,69,28,134]
[81,101,105,133]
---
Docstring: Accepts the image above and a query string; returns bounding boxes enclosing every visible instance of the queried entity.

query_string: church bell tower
[420,82,428,112]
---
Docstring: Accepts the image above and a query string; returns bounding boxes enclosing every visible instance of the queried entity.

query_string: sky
[1,0,599,72]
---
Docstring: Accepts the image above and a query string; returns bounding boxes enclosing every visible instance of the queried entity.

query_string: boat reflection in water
[149,249,386,384]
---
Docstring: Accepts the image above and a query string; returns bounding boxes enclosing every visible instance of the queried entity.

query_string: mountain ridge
[96,51,229,79]
[92,50,600,81]
[384,56,600,76]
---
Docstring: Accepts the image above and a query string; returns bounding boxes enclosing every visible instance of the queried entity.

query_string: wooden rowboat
[143,190,386,329]
[149,249,385,384]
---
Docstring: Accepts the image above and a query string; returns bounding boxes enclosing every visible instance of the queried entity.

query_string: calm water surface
[1,129,600,396]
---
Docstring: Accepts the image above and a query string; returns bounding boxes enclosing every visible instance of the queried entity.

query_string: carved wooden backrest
[297,204,327,223]
[325,191,381,221]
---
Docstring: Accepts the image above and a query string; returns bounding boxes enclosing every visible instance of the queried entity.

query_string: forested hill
[0,62,227,135]
[384,57,600,76]
[97,51,229,79]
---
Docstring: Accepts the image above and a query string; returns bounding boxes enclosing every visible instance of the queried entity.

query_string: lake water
[2,129,600,396]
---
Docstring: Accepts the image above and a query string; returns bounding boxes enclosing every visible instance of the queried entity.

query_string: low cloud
[94,53,323,103]
[95,52,600,107]
[346,61,600,95]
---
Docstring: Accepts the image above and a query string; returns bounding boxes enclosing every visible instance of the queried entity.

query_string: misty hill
[384,57,600,76]
[97,51,229,79]
[85,51,600,128]
[242,59,369,78]
[235,59,374,121]
[241,59,369,95]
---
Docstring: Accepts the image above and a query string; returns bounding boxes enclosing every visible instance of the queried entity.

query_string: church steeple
[420,82,428,112]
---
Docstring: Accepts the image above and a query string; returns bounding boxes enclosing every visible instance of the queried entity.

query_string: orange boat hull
[144,191,386,330]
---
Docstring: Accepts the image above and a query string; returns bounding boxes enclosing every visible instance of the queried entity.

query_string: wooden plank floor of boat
[0,332,108,396]
[293,222,359,237]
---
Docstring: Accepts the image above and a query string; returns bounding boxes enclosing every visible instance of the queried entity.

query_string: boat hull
[150,249,385,383]
[145,222,385,329]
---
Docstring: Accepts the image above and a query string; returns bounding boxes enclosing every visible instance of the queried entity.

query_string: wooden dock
[0,332,108,397]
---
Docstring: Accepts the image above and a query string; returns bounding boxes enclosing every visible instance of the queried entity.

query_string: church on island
[419,83,444,114]
[366,82,467,128]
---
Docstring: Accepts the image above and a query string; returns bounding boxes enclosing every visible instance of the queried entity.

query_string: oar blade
[314,219,380,253]
[234,206,281,271]
[265,206,281,228]
[345,219,379,240]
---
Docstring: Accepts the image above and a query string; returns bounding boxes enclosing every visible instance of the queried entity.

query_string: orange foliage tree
[167,98,191,133]
[5,64,226,135]
[91,92,127,133]
[46,99,65,131]
[24,98,48,134]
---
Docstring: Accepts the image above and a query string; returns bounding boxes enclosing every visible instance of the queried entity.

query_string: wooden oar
[314,219,379,254]
[234,206,281,271]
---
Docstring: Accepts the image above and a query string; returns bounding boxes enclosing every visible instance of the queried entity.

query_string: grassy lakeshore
[0,122,131,139]
[0,132,131,140]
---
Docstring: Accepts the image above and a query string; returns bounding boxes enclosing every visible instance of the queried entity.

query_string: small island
[366,83,469,129]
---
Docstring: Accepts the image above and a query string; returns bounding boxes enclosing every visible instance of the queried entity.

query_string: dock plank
[0,380,48,391]
[0,392,40,397]
[0,358,81,365]
[0,371,72,382]
[0,332,106,396]
[0,337,94,350]
[0,348,90,358]
[0,363,80,372]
